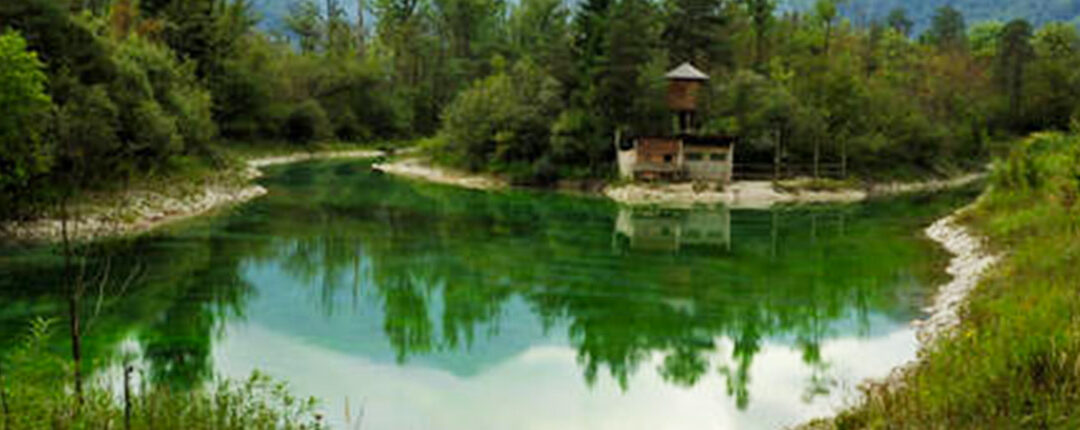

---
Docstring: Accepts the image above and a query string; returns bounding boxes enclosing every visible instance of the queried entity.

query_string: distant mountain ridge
[249,0,1080,36]
[781,0,1080,34]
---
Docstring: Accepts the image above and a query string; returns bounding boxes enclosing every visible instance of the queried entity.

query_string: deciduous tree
[996,19,1034,129]
[0,31,53,206]
[925,5,966,51]
[885,8,912,37]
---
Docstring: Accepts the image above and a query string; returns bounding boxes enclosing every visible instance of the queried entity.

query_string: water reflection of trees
[231,161,967,408]
[0,160,973,409]
[0,232,255,391]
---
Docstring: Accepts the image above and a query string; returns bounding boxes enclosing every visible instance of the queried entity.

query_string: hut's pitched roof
[665,63,709,81]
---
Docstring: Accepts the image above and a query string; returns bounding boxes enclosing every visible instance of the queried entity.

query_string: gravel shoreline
[247,149,384,168]
[914,209,999,345]
[863,208,999,405]
[605,173,985,208]
[1,149,384,244]
[372,158,508,190]
[374,156,984,208]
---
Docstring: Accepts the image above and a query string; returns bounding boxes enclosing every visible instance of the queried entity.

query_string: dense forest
[4,0,1080,219]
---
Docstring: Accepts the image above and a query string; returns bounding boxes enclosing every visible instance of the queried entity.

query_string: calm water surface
[0,160,978,429]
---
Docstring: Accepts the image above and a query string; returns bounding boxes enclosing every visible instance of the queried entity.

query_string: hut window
[709,153,726,161]
[664,155,673,163]
[686,153,703,161]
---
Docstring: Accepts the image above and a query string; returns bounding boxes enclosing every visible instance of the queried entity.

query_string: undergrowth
[0,318,324,430]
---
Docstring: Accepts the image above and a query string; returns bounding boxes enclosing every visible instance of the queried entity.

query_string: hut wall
[637,138,681,164]
[617,144,637,179]
[667,80,703,112]
[633,137,683,180]
[684,144,734,184]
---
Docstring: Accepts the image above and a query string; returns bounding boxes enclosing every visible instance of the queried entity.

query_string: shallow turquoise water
[0,160,979,429]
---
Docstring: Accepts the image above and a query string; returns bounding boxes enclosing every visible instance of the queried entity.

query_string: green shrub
[54,82,122,175]
[111,35,217,163]
[0,31,53,205]
[437,59,564,178]
[286,100,331,145]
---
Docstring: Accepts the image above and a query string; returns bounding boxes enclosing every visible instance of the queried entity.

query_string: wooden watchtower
[665,63,709,134]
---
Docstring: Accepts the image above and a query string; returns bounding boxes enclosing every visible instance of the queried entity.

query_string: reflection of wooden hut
[615,208,682,252]
[614,207,731,253]
[616,63,735,185]
[680,210,732,249]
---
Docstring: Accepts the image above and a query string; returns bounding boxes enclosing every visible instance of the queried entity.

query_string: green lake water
[0,159,979,429]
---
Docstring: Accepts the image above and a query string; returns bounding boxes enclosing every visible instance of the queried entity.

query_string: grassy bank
[829,132,1080,429]
[1,319,323,430]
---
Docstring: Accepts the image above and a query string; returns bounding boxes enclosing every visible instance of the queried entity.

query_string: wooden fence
[734,163,847,181]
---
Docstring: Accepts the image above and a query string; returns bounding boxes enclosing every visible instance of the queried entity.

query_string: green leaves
[285,100,333,145]
[926,5,968,51]
[0,31,52,193]
[663,0,732,69]
[438,59,565,179]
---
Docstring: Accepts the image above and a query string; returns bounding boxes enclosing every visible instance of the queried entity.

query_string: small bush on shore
[286,100,332,146]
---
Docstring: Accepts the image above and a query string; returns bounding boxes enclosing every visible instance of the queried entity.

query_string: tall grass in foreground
[829,132,1080,429]
[0,318,324,430]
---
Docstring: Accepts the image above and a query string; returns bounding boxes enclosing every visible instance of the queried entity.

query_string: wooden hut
[617,135,734,183]
[616,63,735,185]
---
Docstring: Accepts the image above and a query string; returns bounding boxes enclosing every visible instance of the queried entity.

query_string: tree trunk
[124,365,133,430]
[1,361,10,430]
[813,135,820,179]
[326,0,335,51]
[1010,61,1024,124]
[770,208,778,260]
[755,28,765,69]
[824,22,832,58]
[67,292,83,405]
[773,128,781,182]
[841,139,848,179]
[61,196,84,409]
[357,0,366,55]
